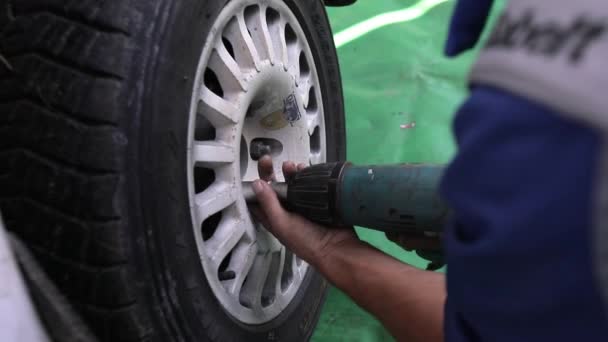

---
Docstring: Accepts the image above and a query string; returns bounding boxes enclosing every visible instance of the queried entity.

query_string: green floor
[312,1,503,340]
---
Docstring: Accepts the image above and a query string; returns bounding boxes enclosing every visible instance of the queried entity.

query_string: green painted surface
[312,1,505,341]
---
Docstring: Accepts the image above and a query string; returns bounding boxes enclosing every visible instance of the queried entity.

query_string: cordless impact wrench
[243,162,448,269]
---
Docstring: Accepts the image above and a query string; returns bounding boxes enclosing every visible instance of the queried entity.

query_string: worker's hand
[251,156,361,269]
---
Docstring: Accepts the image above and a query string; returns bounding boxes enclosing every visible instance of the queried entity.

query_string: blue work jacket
[441,1,608,340]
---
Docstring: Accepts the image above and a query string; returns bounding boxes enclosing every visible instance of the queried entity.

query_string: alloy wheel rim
[186,0,327,324]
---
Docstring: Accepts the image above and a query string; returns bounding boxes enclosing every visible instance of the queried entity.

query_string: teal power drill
[243,162,449,269]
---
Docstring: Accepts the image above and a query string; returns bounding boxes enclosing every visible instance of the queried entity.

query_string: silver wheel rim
[187,0,327,324]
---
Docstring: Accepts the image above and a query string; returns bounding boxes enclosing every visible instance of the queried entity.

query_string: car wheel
[0,0,346,341]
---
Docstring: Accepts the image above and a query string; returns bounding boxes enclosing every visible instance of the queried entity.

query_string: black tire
[0,0,346,341]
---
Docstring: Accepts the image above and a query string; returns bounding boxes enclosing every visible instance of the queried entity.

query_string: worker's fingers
[253,180,289,228]
[249,206,271,227]
[257,155,275,182]
[282,161,298,182]
[282,161,308,182]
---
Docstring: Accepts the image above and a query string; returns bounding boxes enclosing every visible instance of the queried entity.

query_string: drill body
[339,164,447,233]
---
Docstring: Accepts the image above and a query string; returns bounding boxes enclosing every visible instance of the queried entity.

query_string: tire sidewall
[132,0,345,340]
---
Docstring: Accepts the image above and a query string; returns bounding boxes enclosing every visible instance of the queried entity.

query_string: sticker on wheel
[260,93,302,130]
[283,93,301,126]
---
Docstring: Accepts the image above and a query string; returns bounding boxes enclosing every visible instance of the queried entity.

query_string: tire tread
[0,1,151,341]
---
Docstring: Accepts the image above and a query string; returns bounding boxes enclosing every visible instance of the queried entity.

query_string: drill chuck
[284,162,348,226]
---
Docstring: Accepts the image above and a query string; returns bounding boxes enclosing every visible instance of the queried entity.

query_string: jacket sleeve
[445,0,494,57]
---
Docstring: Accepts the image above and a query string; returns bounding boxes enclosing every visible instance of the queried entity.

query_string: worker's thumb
[252,180,288,225]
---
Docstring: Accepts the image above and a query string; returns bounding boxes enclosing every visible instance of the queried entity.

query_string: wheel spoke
[310,153,324,165]
[224,13,260,71]
[193,141,235,167]
[194,183,237,223]
[261,251,282,307]
[299,76,313,108]
[266,13,288,66]
[226,241,258,295]
[239,252,273,311]
[206,216,246,268]
[274,247,287,294]
[198,88,239,127]
[208,44,247,93]
[307,112,321,135]
[287,44,302,79]
[290,253,303,285]
[244,5,275,63]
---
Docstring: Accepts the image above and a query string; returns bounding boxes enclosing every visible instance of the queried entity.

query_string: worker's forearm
[316,241,445,342]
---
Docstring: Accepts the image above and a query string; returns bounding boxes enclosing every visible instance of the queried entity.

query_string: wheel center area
[240,65,312,182]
